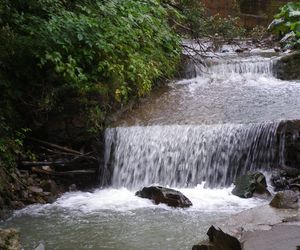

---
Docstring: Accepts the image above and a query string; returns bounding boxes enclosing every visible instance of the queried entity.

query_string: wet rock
[0,228,21,250]
[34,242,45,250]
[275,51,300,80]
[10,201,25,209]
[277,120,300,169]
[270,190,299,209]
[69,184,77,192]
[135,186,192,208]
[21,190,29,199]
[40,180,59,196]
[28,186,43,194]
[192,226,242,250]
[42,165,52,171]
[242,225,300,250]
[235,48,244,53]
[271,170,289,191]
[232,171,270,199]
[271,167,300,192]
[274,47,281,52]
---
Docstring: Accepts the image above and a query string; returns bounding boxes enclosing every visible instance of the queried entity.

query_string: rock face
[275,52,300,80]
[0,229,21,250]
[271,168,300,192]
[204,205,300,250]
[135,186,192,208]
[270,190,299,209]
[232,171,270,198]
[192,226,242,250]
[278,120,300,170]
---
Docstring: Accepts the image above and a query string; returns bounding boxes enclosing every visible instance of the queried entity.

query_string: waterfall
[188,56,276,78]
[103,122,280,189]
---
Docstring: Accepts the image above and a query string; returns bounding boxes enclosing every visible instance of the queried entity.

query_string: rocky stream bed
[1,43,300,250]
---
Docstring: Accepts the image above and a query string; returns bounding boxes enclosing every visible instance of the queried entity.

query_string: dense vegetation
[177,0,245,39]
[268,2,300,49]
[0,0,183,166]
[0,0,246,168]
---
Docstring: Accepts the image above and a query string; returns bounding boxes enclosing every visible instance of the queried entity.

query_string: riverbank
[193,204,300,250]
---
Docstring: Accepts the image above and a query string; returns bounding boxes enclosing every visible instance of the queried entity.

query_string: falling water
[188,55,276,78]
[104,122,280,188]
[3,50,300,250]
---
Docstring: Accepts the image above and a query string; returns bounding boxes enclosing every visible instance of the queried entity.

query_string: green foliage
[268,2,300,49]
[0,117,30,168]
[0,0,181,143]
[176,0,245,38]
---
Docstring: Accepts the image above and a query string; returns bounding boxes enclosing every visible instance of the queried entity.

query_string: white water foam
[14,184,267,217]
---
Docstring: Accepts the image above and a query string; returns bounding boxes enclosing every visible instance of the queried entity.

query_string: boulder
[271,167,300,192]
[0,228,21,250]
[192,226,242,250]
[232,171,271,199]
[270,190,299,209]
[275,51,300,80]
[135,186,192,208]
[40,180,59,196]
[28,186,43,194]
[271,170,289,191]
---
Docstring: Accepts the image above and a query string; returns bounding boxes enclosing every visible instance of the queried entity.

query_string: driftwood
[20,154,98,168]
[28,137,83,155]
[21,161,66,167]
[31,167,96,176]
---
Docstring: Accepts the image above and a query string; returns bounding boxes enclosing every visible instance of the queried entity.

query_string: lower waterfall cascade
[104,122,281,188]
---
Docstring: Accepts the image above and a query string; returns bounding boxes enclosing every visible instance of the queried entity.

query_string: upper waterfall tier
[195,56,275,77]
[114,54,300,127]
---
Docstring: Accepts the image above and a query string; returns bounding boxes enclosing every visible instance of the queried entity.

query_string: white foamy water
[2,51,300,250]
[14,184,266,217]
[3,186,267,250]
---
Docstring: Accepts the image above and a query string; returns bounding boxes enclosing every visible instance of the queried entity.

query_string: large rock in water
[270,190,299,209]
[135,186,192,208]
[0,228,21,250]
[192,226,242,250]
[275,52,300,80]
[232,171,271,199]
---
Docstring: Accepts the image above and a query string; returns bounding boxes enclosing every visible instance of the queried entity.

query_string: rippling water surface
[1,50,300,249]
[2,185,266,250]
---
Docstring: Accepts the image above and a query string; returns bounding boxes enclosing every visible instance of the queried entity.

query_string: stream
[2,48,300,249]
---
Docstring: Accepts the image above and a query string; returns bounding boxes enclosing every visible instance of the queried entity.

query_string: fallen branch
[28,137,83,155]
[31,167,96,176]
[20,161,66,167]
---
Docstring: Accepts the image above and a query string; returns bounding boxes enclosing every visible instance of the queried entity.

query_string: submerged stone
[270,190,299,209]
[135,186,192,208]
[232,171,270,199]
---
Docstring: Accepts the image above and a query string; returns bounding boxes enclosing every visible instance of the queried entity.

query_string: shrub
[0,0,181,139]
[268,2,300,49]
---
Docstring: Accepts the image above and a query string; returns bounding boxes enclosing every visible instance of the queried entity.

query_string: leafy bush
[0,0,181,141]
[268,2,300,49]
